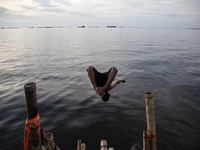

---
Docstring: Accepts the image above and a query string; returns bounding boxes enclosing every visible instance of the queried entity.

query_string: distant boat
[78,25,85,28]
[107,26,117,28]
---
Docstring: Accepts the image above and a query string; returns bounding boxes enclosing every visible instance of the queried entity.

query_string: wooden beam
[101,140,107,150]
[24,82,42,150]
[145,92,157,150]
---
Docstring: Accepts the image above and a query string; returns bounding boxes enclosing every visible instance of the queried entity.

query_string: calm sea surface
[0,28,200,150]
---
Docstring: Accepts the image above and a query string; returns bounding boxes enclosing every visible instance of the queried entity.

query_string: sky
[0,0,200,28]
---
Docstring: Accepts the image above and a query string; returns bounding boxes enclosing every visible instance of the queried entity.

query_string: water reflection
[0,28,200,150]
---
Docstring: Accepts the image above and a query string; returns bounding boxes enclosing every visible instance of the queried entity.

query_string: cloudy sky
[0,0,200,28]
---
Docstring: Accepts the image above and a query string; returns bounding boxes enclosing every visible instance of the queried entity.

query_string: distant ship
[78,25,85,28]
[107,26,117,28]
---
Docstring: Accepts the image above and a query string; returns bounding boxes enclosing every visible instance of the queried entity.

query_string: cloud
[0,0,199,28]
[0,7,9,17]
[32,0,54,7]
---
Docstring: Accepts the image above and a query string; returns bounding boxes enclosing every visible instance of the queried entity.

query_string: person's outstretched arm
[108,79,125,91]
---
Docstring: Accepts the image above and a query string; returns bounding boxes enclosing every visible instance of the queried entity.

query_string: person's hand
[94,87,104,96]
[97,87,105,96]
[94,87,100,95]
[121,80,125,83]
[117,80,126,84]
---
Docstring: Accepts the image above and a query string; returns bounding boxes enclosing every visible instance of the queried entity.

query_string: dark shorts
[93,67,112,87]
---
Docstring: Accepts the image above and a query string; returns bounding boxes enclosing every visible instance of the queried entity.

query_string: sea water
[0,28,200,150]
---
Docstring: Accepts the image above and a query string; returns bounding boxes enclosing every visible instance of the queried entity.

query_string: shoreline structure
[23,82,157,150]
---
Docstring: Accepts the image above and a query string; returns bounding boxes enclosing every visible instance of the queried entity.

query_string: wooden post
[146,130,151,150]
[145,92,157,150]
[77,140,86,150]
[108,148,114,150]
[24,82,42,150]
[81,143,86,150]
[143,130,146,150]
[77,140,82,150]
[46,132,60,150]
[101,140,107,150]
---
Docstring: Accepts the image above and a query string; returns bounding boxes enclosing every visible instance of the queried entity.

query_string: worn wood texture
[146,130,151,150]
[101,140,107,150]
[77,140,82,150]
[46,132,55,150]
[81,143,86,150]
[24,82,42,150]
[145,92,157,150]
[143,130,146,150]
[24,82,38,120]
[77,140,86,150]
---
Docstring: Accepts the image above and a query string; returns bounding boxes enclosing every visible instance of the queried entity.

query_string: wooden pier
[23,82,157,150]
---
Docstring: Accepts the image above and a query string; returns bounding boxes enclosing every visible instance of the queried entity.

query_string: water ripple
[0,28,200,150]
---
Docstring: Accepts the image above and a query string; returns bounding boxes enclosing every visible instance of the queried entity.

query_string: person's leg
[105,67,118,89]
[87,66,100,95]
[87,66,97,89]
[98,67,118,93]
